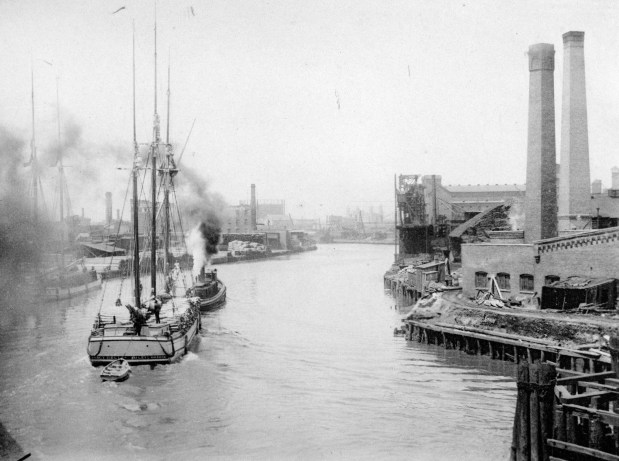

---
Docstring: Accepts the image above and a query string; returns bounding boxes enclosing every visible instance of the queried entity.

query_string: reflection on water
[0,245,515,460]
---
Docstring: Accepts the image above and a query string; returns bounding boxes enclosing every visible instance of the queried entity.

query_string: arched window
[520,274,534,292]
[545,275,560,286]
[475,271,488,288]
[497,273,511,290]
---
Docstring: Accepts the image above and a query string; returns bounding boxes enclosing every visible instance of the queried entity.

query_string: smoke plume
[0,126,42,264]
[176,167,227,275]
[508,199,525,230]
[187,216,221,276]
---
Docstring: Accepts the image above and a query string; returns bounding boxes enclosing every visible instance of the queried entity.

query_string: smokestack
[81,208,84,218]
[592,179,602,195]
[105,192,112,225]
[558,31,591,230]
[525,43,558,243]
[612,167,619,190]
[116,209,120,220]
[250,183,257,231]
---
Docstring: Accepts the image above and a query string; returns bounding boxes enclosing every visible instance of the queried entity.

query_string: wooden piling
[517,362,530,461]
[589,397,604,451]
[511,361,556,461]
[539,363,556,461]
[529,362,540,461]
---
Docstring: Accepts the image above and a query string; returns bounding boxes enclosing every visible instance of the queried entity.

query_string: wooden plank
[547,438,619,461]
[557,371,616,385]
[559,390,617,406]
[580,381,619,392]
[562,403,619,427]
[433,321,557,345]
[555,385,572,400]
[414,321,558,353]
[556,368,587,378]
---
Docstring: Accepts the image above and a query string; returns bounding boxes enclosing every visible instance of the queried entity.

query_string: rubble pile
[403,291,619,347]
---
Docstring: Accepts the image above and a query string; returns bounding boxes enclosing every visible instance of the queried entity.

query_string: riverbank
[210,247,317,265]
[329,239,394,245]
[400,290,615,352]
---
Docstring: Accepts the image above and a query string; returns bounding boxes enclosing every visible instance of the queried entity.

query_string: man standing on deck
[147,291,162,323]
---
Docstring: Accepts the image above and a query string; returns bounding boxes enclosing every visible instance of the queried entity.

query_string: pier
[402,314,619,459]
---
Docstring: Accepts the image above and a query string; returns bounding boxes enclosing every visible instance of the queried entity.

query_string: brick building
[461,227,619,301]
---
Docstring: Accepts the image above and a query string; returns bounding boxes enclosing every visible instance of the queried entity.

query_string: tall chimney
[250,184,257,231]
[81,208,84,218]
[116,209,120,220]
[612,167,619,190]
[558,31,591,230]
[525,43,558,243]
[105,192,112,225]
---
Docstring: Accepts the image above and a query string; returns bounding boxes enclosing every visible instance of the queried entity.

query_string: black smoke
[197,216,221,256]
[176,167,227,274]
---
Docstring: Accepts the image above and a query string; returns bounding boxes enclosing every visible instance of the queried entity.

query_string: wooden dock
[405,319,611,373]
[403,319,619,459]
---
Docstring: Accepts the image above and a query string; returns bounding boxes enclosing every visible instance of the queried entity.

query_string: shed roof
[445,184,525,193]
[546,276,616,289]
[77,242,126,255]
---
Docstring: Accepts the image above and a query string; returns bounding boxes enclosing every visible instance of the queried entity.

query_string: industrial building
[459,31,619,308]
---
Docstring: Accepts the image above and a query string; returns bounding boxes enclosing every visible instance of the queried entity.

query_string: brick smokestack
[250,184,257,231]
[525,43,558,243]
[558,31,591,231]
[105,192,112,225]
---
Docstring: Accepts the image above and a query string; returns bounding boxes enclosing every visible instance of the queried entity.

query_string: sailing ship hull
[197,281,226,312]
[87,306,201,366]
[43,278,102,301]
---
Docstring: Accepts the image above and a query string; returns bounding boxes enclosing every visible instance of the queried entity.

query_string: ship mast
[150,18,160,296]
[163,61,171,291]
[56,75,65,267]
[132,24,141,308]
[30,65,38,227]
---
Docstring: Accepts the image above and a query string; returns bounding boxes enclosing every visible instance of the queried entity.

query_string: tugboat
[87,25,200,367]
[187,266,226,312]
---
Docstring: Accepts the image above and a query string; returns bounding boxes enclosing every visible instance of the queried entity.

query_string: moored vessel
[87,24,199,367]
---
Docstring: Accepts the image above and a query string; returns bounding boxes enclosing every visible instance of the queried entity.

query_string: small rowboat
[100,359,131,382]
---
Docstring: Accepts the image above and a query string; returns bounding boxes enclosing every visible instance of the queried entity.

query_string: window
[545,275,560,286]
[475,271,488,288]
[520,274,534,292]
[497,273,511,291]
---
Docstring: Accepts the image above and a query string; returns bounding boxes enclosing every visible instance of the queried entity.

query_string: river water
[0,244,516,460]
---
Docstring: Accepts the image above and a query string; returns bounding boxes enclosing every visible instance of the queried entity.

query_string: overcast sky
[2,0,619,221]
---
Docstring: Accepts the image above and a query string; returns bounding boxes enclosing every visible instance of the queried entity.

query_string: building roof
[416,261,445,270]
[591,194,619,217]
[77,242,126,255]
[546,276,616,289]
[445,184,525,193]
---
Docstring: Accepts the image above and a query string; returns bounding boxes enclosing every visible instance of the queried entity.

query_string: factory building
[459,32,619,307]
